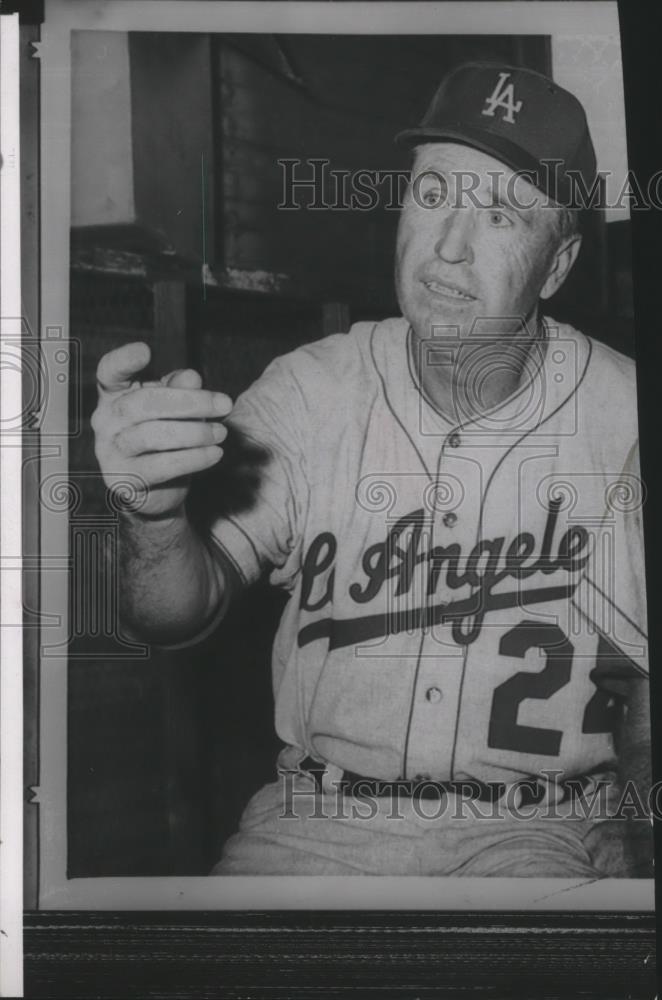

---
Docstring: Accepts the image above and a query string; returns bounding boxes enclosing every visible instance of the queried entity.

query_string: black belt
[298,756,590,806]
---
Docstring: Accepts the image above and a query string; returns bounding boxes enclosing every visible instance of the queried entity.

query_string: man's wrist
[119,504,187,531]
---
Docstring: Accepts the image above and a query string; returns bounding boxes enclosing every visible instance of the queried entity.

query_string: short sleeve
[208,354,309,591]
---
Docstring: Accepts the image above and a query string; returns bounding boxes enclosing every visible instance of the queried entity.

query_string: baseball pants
[211,750,627,878]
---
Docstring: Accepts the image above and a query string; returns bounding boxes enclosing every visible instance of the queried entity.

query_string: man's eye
[415,175,448,208]
[488,210,512,227]
[422,188,440,205]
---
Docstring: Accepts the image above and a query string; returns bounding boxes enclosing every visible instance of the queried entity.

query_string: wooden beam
[152,280,188,373]
[322,302,350,336]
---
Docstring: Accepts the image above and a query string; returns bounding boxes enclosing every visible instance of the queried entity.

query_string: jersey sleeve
[207,353,310,591]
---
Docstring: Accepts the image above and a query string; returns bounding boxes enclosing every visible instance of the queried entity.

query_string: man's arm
[92,341,237,645]
[118,509,234,646]
[582,671,652,878]
[576,442,652,876]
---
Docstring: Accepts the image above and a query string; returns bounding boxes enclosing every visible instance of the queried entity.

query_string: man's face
[395,142,573,344]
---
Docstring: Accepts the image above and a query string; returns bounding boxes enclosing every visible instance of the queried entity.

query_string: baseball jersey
[210,317,648,787]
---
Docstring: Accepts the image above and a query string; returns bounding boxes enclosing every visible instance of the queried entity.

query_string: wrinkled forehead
[411,140,551,211]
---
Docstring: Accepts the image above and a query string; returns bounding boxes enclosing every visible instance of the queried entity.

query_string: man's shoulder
[586,334,637,387]
[547,318,637,392]
[258,317,406,391]
[547,319,638,454]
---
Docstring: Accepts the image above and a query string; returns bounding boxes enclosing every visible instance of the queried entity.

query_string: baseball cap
[395,61,597,207]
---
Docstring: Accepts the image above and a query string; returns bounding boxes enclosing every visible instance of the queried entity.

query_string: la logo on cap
[482,72,523,124]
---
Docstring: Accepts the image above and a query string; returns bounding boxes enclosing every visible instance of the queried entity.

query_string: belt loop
[322,760,344,792]
[300,757,326,793]
[295,754,344,794]
[513,779,548,809]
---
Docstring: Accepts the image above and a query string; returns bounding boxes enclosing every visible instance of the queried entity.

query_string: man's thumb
[96,341,151,395]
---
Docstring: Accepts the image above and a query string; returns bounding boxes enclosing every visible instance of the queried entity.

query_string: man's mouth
[422,279,476,302]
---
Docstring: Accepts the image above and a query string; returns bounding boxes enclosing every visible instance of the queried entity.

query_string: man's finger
[162,368,203,390]
[138,445,223,485]
[115,386,233,423]
[97,342,151,394]
[117,419,227,457]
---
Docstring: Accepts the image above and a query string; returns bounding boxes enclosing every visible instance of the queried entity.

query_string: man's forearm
[118,510,225,645]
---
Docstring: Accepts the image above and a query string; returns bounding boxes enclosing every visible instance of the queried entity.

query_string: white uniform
[209,317,648,876]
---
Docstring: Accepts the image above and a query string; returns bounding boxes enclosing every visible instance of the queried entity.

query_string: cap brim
[394,124,545,192]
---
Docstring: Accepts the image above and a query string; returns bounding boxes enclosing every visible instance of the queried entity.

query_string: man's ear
[540,234,582,300]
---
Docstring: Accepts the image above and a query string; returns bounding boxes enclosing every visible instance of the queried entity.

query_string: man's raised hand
[92,342,232,519]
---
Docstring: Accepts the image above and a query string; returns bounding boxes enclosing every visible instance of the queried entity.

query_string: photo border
[1,11,25,997]
[13,0,660,994]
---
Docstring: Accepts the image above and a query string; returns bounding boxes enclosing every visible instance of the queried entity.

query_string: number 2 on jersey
[487,620,621,756]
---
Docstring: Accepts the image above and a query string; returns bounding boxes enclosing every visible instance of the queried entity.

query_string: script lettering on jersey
[298,498,590,650]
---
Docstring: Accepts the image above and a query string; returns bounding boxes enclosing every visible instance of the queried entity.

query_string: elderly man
[93,63,650,877]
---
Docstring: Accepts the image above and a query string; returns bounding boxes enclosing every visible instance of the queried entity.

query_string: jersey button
[442,512,457,528]
[448,432,461,448]
[425,686,443,703]
[414,772,431,782]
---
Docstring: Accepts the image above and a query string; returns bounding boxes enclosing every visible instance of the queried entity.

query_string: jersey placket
[402,422,509,782]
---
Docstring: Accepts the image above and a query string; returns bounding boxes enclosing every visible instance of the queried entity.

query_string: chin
[409,312,472,343]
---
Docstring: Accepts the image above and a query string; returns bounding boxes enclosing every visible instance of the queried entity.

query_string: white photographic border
[1,11,24,994]
[32,0,653,911]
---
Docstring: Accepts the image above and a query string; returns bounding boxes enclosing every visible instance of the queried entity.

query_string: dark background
[65,32,635,876]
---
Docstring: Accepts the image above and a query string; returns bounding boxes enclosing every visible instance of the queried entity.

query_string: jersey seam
[401,629,430,780]
[370,320,435,779]
[581,574,648,640]
[224,514,263,578]
[447,333,594,780]
[567,606,648,677]
[369,322,434,482]
[207,531,250,588]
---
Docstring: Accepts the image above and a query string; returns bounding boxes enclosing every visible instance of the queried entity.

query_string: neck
[410,311,546,423]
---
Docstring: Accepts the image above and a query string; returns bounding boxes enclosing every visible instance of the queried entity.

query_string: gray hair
[551,205,581,245]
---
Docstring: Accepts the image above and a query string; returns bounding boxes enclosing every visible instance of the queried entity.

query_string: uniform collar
[370,315,591,442]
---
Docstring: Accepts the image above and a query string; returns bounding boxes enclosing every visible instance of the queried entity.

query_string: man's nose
[433,208,474,265]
